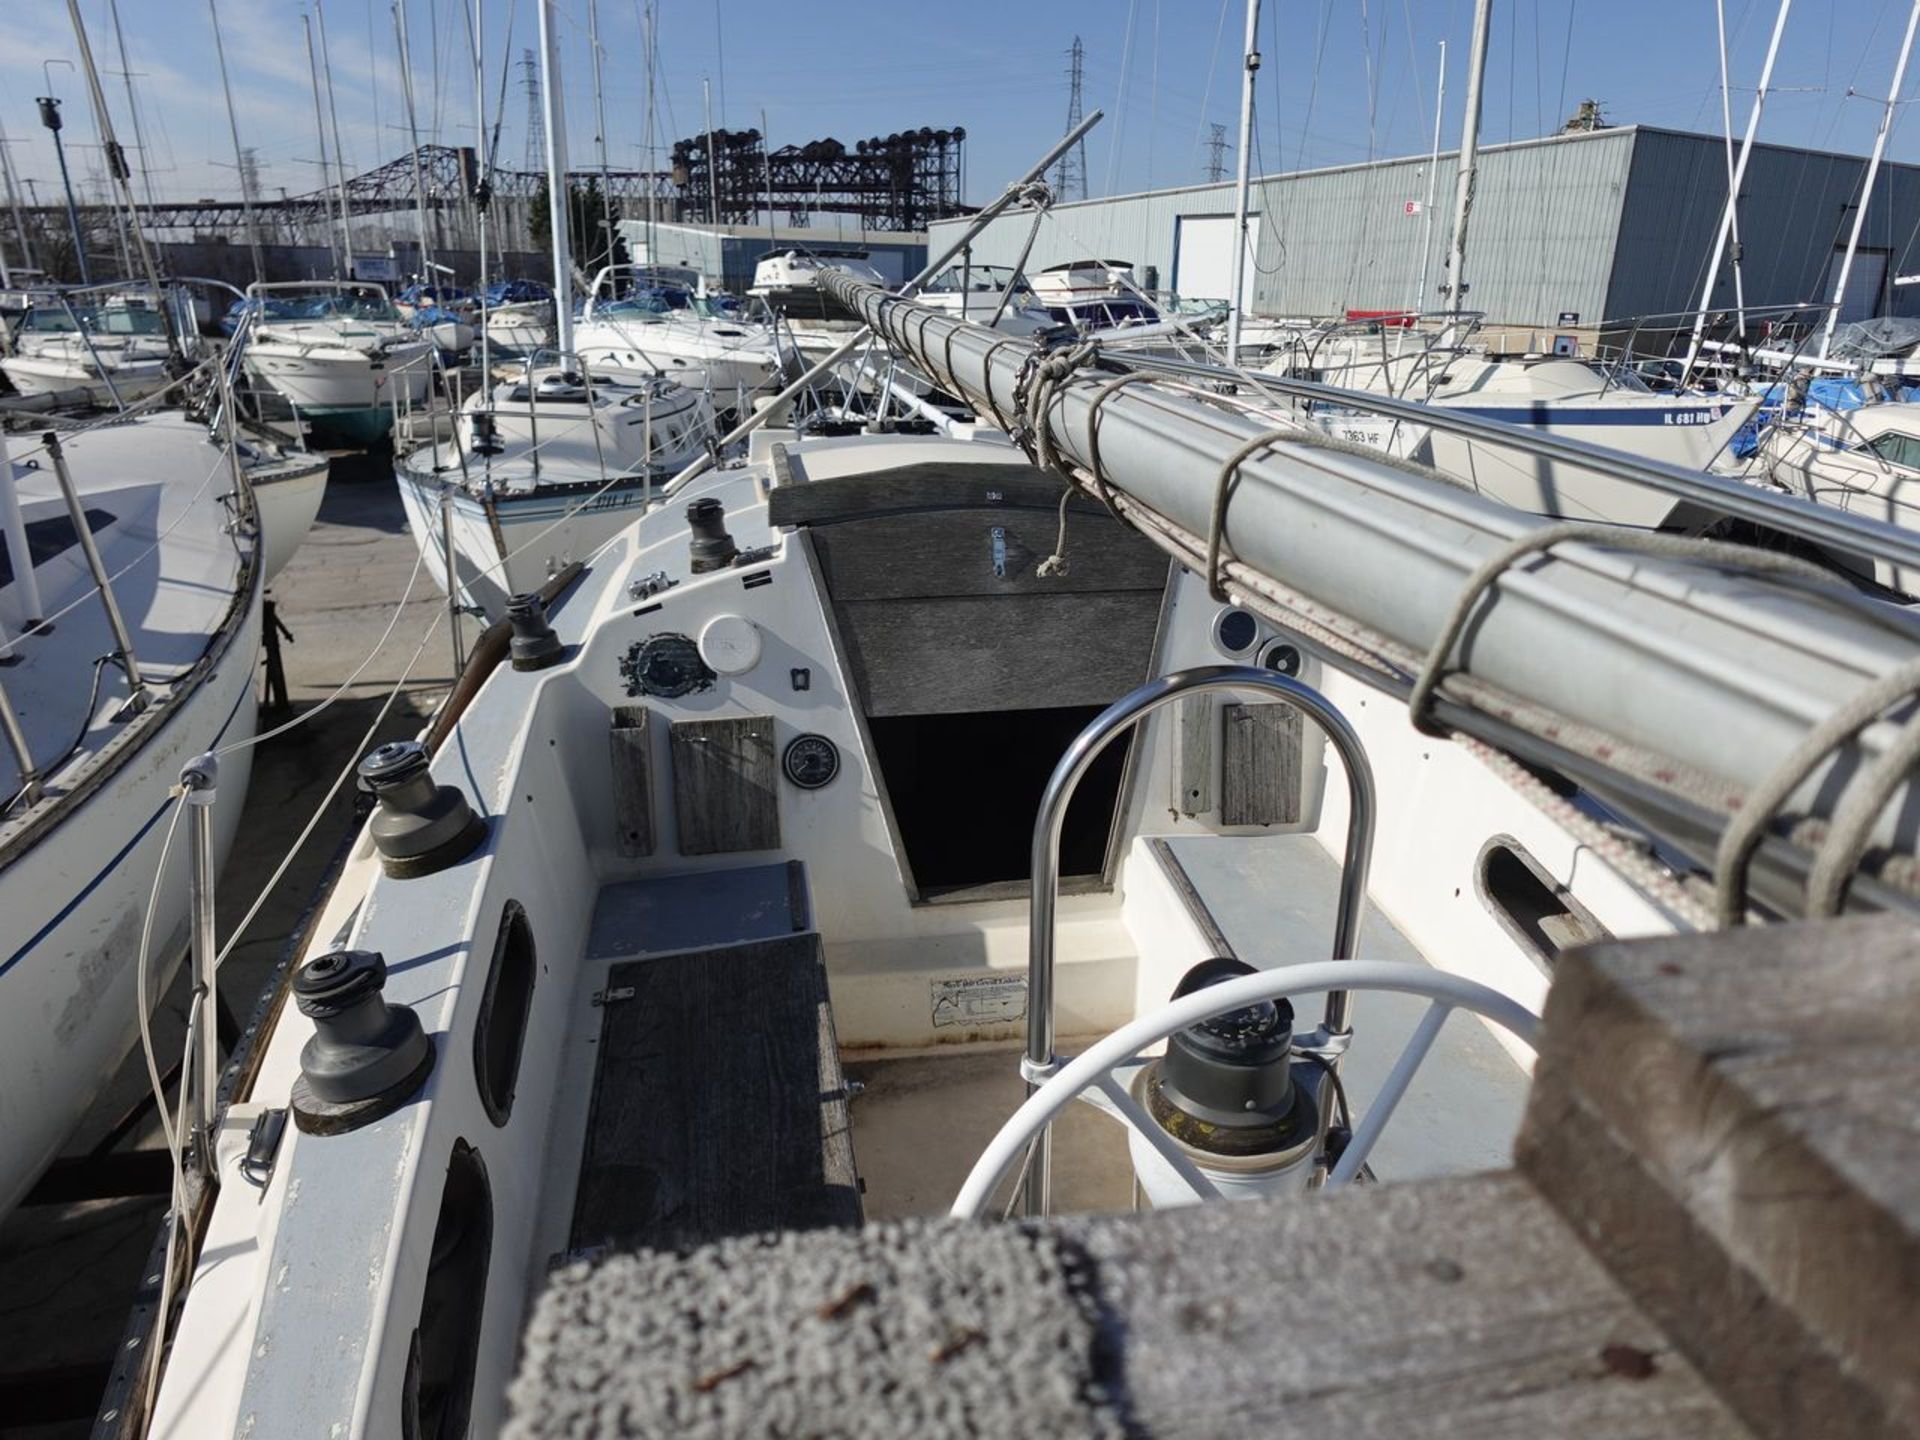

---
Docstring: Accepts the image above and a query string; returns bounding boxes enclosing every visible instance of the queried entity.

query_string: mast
[1714,0,1749,346]
[66,0,180,358]
[1440,0,1492,319]
[1820,0,1920,360]
[644,0,659,249]
[1684,0,1793,381]
[303,15,340,279]
[536,0,574,355]
[763,106,776,255]
[473,0,493,380]
[206,0,266,285]
[1226,0,1260,364]
[1406,39,1446,316]
[394,0,436,278]
[0,121,36,273]
[588,0,617,273]
[105,0,157,209]
[315,0,357,277]
[704,79,720,226]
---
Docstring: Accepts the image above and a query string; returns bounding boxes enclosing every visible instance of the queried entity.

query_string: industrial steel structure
[669,127,968,232]
[2,127,969,268]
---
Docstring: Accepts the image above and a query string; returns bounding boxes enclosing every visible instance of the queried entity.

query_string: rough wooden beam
[1517,916,1920,1440]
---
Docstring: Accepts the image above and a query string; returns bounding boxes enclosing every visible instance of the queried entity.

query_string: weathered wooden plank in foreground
[1518,915,1920,1440]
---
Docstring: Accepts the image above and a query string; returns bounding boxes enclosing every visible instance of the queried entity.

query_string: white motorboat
[392,366,716,618]
[0,412,264,1216]
[240,282,435,447]
[1750,398,1920,593]
[914,264,1057,336]
[134,271,1920,1440]
[0,294,175,407]
[574,265,781,403]
[749,248,889,324]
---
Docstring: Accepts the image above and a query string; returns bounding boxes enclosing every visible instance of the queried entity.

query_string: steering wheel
[950,961,1540,1219]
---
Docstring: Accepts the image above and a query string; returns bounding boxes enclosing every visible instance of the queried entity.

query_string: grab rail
[43,430,146,709]
[1123,350,1920,580]
[0,674,42,804]
[1020,664,1376,1215]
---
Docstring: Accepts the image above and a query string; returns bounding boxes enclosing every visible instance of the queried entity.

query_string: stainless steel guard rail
[1122,350,1920,581]
[1019,664,1376,1216]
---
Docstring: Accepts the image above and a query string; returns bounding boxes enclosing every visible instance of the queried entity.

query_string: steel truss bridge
[12,146,672,234]
[11,132,971,237]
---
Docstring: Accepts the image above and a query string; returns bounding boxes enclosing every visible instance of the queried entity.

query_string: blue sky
[1,1,1917,210]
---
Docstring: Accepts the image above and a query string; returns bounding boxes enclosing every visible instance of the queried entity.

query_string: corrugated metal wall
[929,125,1920,330]
[1608,128,1920,326]
[930,129,1635,325]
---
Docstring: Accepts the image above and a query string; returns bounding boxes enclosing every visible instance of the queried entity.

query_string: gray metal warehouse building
[930,124,1920,341]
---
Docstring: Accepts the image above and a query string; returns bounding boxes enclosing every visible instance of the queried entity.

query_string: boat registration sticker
[931,975,1027,1029]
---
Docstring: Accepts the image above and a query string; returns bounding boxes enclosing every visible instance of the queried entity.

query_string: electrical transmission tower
[521,49,545,175]
[1205,123,1229,183]
[238,146,264,204]
[1054,36,1087,201]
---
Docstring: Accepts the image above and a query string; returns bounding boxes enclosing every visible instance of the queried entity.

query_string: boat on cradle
[1266,321,1760,526]
[133,270,1920,1438]
[0,291,176,406]
[0,412,264,1216]
[478,280,555,360]
[573,265,781,407]
[392,366,716,619]
[239,282,435,446]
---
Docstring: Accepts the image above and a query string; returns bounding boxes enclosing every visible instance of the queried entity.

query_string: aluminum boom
[819,268,1920,916]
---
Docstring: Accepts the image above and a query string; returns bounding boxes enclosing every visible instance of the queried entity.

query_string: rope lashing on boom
[976,335,1030,432]
[1805,705,1920,915]
[1712,655,1920,926]
[1082,372,1168,518]
[1203,423,1470,603]
[1013,337,1103,578]
[1408,523,1835,738]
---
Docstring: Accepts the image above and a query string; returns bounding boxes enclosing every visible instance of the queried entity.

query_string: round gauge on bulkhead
[782,733,840,790]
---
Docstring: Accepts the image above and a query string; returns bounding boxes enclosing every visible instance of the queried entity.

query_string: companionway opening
[868,705,1132,899]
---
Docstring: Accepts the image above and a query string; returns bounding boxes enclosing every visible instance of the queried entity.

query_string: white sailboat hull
[0,596,260,1215]
[394,463,660,618]
[251,454,332,582]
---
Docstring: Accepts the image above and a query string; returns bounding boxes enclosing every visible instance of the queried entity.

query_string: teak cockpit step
[568,930,862,1253]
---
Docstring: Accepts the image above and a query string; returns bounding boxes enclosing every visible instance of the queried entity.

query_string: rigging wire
[1295,0,1336,171]
[1191,0,1234,174]
[1104,0,1141,198]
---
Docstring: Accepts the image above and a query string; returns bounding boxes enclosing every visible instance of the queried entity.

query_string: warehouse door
[1837,247,1890,321]
[1174,214,1260,306]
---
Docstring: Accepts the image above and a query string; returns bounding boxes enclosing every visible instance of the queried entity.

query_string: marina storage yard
[2,2,1920,1437]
